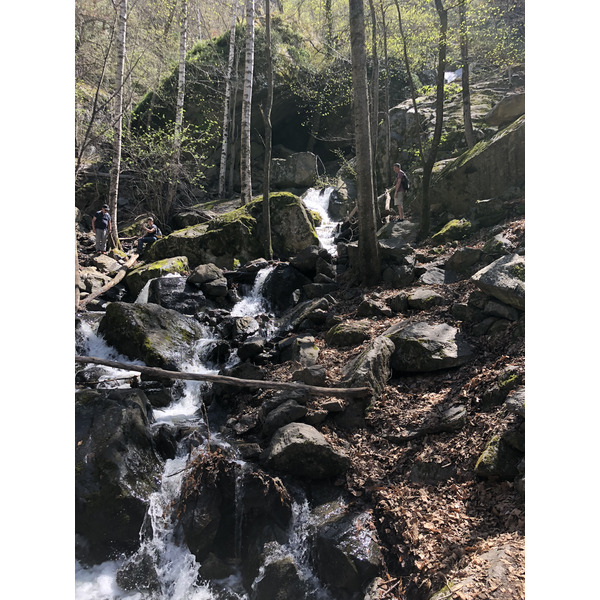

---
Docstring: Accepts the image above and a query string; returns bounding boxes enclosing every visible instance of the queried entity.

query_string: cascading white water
[230,265,274,319]
[301,187,339,256]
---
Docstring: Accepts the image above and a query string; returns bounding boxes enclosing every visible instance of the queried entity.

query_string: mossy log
[75,355,373,399]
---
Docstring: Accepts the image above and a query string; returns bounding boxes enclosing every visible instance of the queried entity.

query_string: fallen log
[75,355,373,399]
[77,253,139,311]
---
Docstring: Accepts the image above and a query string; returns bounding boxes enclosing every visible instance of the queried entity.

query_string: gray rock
[271,152,318,188]
[471,253,525,310]
[384,321,475,373]
[445,247,482,273]
[407,288,446,310]
[484,92,525,127]
[262,422,350,479]
[342,335,395,396]
[325,321,371,347]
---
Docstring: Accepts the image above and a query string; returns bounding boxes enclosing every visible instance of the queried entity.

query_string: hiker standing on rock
[137,217,158,254]
[92,203,112,254]
[393,163,407,221]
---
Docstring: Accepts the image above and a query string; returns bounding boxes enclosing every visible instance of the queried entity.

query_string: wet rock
[75,388,163,565]
[125,256,189,297]
[262,263,312,314]
[251,547,308,600]
[276,297,333,333]
[116,546,161,592]
[147,276,208,314]
[98,301,206,369]
[314,508,383,599]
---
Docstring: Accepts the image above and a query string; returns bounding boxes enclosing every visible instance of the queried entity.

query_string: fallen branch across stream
[75,355,373,399]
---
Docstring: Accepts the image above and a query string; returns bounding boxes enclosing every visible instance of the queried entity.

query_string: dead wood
[74,355,373,399]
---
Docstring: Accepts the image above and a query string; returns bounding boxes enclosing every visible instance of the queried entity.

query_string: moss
[510,262,525,281]
[431,218,472,243]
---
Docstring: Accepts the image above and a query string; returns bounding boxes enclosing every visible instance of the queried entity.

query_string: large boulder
[271,152,318,189]
[384,321,475,373]
[314,508,383,599]
[75,388,164,565]
[484,92,525,127]
[261,422,350,479]
[342,335,395,396]
[471,253,525,311]
[145,193,318,269]
[261,263,312,314]
[429,115,525,216]
[98,301,207,369]
[147,275,209,314]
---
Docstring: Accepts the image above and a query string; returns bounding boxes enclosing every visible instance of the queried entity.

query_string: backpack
[155,226,162,238]
[401,172,410,191]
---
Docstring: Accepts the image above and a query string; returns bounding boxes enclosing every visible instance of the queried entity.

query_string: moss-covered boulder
[430,114,525,215]
[474,433,523,480]
[325,321,371,347]
[97,301,206,369]
[125,256,189,297]
[431,218,472,243]
[145,193,318,269]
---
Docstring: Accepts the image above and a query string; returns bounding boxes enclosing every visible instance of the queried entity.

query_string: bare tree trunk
[379,0,391,188]
[420,0,448,238]
[241,0,255,205]
[367,0,379,189]
[459,0,475,149]
[165,0,188,221]
[348,0,380,286]
[219,3,239,198]
[107,0,127,251]
[228,42,242,193]
[324,0,334,56]
[262,0,274,260]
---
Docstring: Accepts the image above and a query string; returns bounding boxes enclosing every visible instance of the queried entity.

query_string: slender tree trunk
[379,0,391,188]
[228,41,242,193]
[367,0,379,192]
[262,0,274,260]
[219,3,239,197]
[165,0,188,221]
[241,0,255,205]
[324,0,334,56]
[348,0,380,286]
[107,0,127,251]
[459,0,475,149]
[420,0,448,238]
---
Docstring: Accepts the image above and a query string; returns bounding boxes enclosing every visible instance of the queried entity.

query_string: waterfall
[230,265,274,319]
[301,187,339,256]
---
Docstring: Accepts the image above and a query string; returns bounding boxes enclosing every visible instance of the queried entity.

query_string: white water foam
[301,187,339,256]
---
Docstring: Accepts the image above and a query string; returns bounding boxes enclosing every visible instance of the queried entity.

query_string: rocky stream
[75,183,525,600]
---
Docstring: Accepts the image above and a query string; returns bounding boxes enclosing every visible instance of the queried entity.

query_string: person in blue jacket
[91,204,112,253]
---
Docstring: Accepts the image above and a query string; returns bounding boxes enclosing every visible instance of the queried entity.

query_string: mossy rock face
[474,433,523,480]
[97,301,206,369]
[430,114,525,215]
[125,256,189,297]
[431,218,472,243]
[145,193,318,268]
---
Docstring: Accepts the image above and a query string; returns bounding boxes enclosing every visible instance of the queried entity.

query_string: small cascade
[301,187,340,256]
[230,265,274,319]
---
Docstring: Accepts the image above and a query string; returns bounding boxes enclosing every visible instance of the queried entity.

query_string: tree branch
[74,355,373,399]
